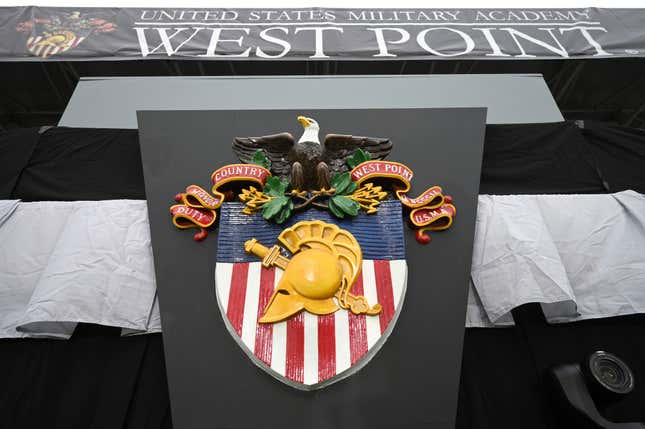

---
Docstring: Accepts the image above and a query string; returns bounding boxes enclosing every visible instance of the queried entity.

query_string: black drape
[1,121,645,429]
[11,127,146,201]
[0,127,39,197]
[580,121,645,194]
[0,326,171,429]
[480,121,606,195]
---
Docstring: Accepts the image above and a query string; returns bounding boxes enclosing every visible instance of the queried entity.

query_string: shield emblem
[168,116,456,390]
[17,13,117,59]
[26,31,87,58]
[215,200,407,390]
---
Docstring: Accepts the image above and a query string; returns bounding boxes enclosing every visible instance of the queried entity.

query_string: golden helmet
[258,221,362,323]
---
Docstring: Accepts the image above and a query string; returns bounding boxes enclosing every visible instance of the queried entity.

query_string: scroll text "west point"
[351,162,413,182]
[133,25,611,59]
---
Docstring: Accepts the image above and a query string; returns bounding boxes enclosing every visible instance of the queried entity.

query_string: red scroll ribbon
[350,160,456,243]
[170,164,271,241]
[210,164,271,200]
[170,184,220,241]
[180,184,222,209]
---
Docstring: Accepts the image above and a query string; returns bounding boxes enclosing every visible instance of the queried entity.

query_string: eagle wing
[232,132,295,177]
[322,134,393,173]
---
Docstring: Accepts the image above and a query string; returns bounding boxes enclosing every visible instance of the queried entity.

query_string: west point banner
[2,6,645,61]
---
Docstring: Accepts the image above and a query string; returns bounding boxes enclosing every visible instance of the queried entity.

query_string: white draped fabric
[0,200,157,338]
[469,191,645,327]
[1,191,644,338]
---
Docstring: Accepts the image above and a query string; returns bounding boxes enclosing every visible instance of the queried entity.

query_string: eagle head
[297,116,320,144]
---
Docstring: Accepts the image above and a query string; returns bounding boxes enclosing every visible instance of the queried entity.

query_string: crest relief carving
[169,116,456,389]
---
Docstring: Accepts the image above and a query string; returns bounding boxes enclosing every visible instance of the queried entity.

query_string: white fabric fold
[1,192,644,337]
[471,195,576,325]
[0,200,156,338]
[465,280,498,328]
[0,200,19,228]
[468,190,645,327]
[121,292,162,336]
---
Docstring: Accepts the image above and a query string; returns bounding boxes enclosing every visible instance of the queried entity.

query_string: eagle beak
[297,116,310,128]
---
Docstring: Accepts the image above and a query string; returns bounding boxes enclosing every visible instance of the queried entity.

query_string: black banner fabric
[2,7,645,61]
[8,121,645,202]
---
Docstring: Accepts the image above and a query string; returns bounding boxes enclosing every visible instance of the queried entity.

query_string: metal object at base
[588,351,635,395]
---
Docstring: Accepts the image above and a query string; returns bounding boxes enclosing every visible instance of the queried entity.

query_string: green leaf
[262,195,289,220]
[346,148,372,169]
[278,178,290,193]
[354,148,371,164]
[344,180,357,195]
[346,155,358,170]
[251,150,271,169]
[331,172,352,195]
[331,195,360,217]
[275,199,294,224]
[263,176,288,197]
[327,197,345,219]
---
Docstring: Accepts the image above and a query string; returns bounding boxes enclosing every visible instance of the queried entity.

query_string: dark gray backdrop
[137,108,486,429]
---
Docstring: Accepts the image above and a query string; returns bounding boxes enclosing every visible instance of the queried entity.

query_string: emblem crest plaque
[170,116,456,390]
[16,11,116,58]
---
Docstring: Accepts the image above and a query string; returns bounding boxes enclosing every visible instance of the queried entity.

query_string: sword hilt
[244,239,290,270]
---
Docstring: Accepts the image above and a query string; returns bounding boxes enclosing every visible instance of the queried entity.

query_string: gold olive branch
[347,183,388,214]
[238,186,272,215]
[239,182,388,216]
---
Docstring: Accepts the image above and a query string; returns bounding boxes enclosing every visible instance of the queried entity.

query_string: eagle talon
[313,187,335,196]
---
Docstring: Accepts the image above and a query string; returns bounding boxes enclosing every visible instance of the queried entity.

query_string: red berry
[174,193,183,202]
[415,230,431,244]
[444,195,453,203]
[193,229,208,241]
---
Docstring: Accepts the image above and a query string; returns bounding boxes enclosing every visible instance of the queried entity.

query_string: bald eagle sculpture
[232,116,393,190]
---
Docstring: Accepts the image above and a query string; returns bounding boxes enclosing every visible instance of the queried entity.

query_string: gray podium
[60,74,562,128]
[138,107,486,429]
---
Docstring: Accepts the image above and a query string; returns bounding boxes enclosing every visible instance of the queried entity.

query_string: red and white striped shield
[26,33,86,58]
[215,201,407,390]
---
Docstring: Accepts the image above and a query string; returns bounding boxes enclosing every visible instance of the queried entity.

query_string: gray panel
[61,75,562,128]
[138,108,486,429]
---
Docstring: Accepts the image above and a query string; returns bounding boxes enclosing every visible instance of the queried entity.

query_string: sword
[244,239,290,270]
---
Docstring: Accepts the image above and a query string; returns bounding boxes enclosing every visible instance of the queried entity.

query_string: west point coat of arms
[16,11,116,58]
[170,116,456,390]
